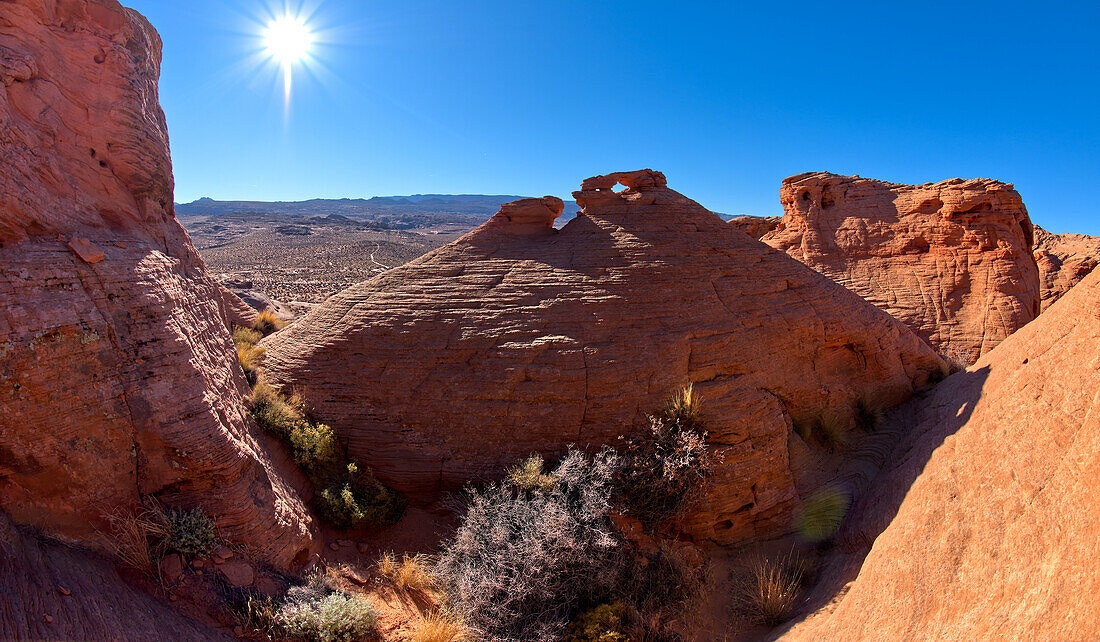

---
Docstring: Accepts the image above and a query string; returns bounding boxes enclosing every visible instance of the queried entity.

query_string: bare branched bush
[435,448,624,642]
[616,384,714,529]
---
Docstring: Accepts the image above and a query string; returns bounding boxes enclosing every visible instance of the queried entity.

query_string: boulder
[762,172,1040,362]
[263,169,945,543]
[779,267,1100,640]
[0,0,316,569]
[1033,224,1100,311]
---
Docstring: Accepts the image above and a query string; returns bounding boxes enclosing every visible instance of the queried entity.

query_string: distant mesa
[262,168,945,544]
[761,172,1040,362]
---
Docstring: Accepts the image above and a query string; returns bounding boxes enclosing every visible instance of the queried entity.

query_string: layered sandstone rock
[1033,225,1100,311]
[0,512,232,640]
[728,215,781,239]
[779,267,1100,641]
[263,169,945,543]
[0,0,315,569]
[762,172,1040,362]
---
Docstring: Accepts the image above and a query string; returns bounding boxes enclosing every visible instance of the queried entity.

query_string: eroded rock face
[780,267,1100,641]
[763,172,1040,362]
[1033,225,1100,312]
[728,215,781,239]
[263,169,945,544]
[0,0,315,569]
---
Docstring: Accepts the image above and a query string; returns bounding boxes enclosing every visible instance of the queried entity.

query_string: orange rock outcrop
[262,169,945,544]
[780,266,1100,641]
[762,172,1040,362]
[0,0,315,570]
[1033,224,1100,311]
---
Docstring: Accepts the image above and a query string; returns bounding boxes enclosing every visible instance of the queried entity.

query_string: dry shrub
[506,454,556,494]
[236,343,266,384]
[232,326,262,347]
[797,410,848,451]
[408,610,470,642]
[396,554,435,593]
[377,551,398,581]
[435,448,623,642]
[252,309,285,336]
[101,506,170,575]
[616,384,713,530]
[734,553,807,626]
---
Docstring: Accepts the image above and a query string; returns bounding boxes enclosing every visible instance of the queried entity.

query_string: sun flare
[263,15,313,64]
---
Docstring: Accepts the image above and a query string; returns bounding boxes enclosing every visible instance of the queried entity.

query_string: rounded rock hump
[263,170,946,545]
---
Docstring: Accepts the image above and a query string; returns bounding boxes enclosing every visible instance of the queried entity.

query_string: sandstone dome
[262,169,946,543]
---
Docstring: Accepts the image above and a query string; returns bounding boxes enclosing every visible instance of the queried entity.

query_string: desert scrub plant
[276,592,378,642]
[101,506,171,575]
[734,552,807,626]
[394,553,435,593]
[616,384,714,530]
[793,485,850,544]
[564,602,629,642]
[236,343,266,385]
[252,308,285,336]
[796,410,848,451]
[165,507,217,556]
[232,325,263,347]
[506,454,556,494]
[854,394,886,432]
[409,609,470,642]
[249,380,405,530]
[435,447,624,642]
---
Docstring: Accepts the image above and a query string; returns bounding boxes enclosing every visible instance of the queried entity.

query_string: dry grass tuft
[236,343,266,383]
[232,326,262,347]
[854,394,886,432]
[380,552,436,593]
[377,551,398,581]
[735,553,807,626]
[101,506,170,576]
[252,309,285,336]
[408,610,470,642]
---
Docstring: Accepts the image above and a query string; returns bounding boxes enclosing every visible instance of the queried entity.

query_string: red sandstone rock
[218,561,255,588]
[263,169,945,544]
[1032,224,1100,311]
[160,554,183,583]
[762,172,1040,362]
[780,267,1100,641]
[728,215,781,239]
[0,513,230,640]
[0,0,316,570]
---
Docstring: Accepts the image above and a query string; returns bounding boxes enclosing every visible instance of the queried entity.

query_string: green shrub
[166,507,216,557]
[616,384,713,529]
[565,602,629,642]
[232,326,263,347]
[435,448,624,642]
[276,592,378,642]
[315,463,406,530]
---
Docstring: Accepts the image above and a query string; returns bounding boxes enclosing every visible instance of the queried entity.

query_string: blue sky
[125,0,1099,234]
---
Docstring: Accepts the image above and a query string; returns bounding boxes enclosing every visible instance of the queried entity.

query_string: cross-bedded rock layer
[263,169,945,544]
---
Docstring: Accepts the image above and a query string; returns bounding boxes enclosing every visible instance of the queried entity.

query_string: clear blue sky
[125,0,1099,234]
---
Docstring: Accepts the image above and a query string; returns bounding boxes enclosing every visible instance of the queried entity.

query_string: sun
[263,14,314,65]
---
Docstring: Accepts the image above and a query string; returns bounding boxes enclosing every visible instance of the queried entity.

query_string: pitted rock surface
[263,170,945,544]
[762,172,1040,361]
[0,0,316,570]
[1033,224,1100,311]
